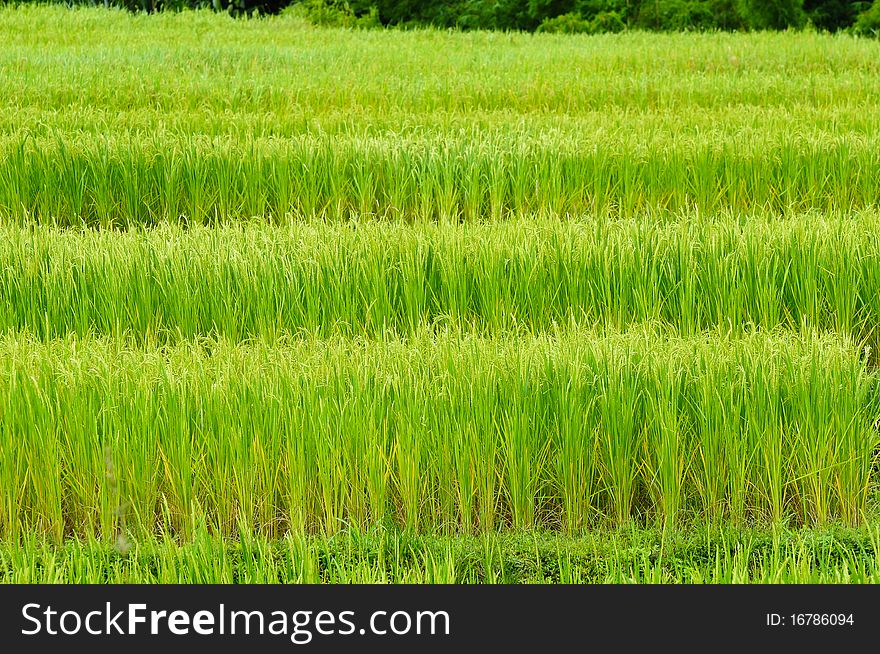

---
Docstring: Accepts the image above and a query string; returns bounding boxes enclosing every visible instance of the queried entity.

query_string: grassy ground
[6,527,880,584]
[5,527,880,584]
[3,6,880,582]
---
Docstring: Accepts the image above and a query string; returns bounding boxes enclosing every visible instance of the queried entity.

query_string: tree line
[9,0,880,34]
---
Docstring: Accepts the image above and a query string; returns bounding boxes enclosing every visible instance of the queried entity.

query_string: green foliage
[3,214,880,352]
[706,0,750,29]
[7,0,868,30]
[737,0,807,29]
[576,0,638,22]
[634,0,717,30]
[73,0,289,15]
[414,0,536,31]
[805,0,863,32]
[854,0,880,34]
[4,130,880,225]
[631,0,806,31]
[3,12,880,224]
[284,0,380,27]
[347,0,418,25]
[529,0,577,20]
[537,11,594,32]
[590,9,627,30]
[538,9,626,32]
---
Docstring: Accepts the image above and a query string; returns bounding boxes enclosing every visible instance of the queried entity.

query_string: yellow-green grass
[1,328,875,542]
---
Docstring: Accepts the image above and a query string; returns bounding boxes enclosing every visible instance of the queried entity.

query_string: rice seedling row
[1,132,878,224]
[1,329,875,541]
[2,215,880,345]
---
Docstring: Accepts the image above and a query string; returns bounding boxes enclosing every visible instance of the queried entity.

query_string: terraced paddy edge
[5,528,880,584]
[2,215,880,342]
[1,329,876,541]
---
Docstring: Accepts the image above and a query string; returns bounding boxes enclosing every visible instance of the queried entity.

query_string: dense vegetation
[8,0,880,33]
[3,6,880,582]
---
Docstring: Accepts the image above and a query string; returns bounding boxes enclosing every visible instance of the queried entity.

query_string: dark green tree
[804,0,862,31]
[737,0,806,28]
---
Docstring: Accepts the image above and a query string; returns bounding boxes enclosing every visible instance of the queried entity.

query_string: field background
[3,6,880,582]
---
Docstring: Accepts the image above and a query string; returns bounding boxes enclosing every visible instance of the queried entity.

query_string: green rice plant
[597,351,644,525]
[0,328,874,538]
[3,131,879,225]
[6,8,880,117]
[549,350,600,534]
[743,352,788,524]
[643,361,688,528]
[689,357,739,523]
[6,214,880,345]
[2,10,880,226]
[392,395,426,532]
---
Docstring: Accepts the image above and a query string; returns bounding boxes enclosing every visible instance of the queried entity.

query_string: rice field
[3,5,880,583]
